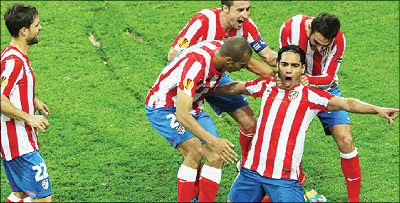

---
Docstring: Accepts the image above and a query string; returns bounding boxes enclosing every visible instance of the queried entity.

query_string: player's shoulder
[306,86,333,98]
[247,77,275,86]
[195,8,220,19]
[1,47,25,66]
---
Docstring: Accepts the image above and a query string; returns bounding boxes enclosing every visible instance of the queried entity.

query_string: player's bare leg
[176,138,204,202]
[227,104,257,168]
[197,143,225,202]
[330,124,360,202]
[31,195,52,202]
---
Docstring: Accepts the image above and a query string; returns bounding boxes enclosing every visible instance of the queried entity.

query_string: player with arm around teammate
[210,45,398,202]
[279,12,367,201]
[167,1,280,167]
[1,3,52,202]
[145,36,254,202]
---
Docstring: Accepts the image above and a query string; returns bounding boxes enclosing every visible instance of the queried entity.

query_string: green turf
[1,1,399,202]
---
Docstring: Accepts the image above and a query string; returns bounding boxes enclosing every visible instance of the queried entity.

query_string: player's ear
[300,63,306,74]
[225,56,233,64]
[19,27,27,37]
[222,5,229,13]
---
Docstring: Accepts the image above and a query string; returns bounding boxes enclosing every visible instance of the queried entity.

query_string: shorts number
[32,162,49,182]
[166,114,179,128]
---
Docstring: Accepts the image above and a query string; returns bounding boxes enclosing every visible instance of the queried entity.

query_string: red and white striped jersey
[243,77,334,180]
[146,40,225,115]
[172,8,267,54]
[1,45,39,161]
[279,14,346,90]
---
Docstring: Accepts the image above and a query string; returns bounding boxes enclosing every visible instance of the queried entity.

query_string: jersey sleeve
[178,57,204,97]
[171,12,208,52]
[307,87,335,113]
[245,77,274,98]
[243,18,268,53]
[1,57,23,97]
[307,31,346,86]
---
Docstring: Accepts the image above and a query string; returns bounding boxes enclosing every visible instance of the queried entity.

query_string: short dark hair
[311,12,341,41]
[277,45,306,65]
[4,3,38,37]
[219,36,253,61]
[221,0,234,9]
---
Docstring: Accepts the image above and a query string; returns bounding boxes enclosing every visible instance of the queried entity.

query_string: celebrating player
[1,3,53,202]
[145,37,252,202]
[279,12,363,201]
[210,45,399,202]
[168,1,279,168]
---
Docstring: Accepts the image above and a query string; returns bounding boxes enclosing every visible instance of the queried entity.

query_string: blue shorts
[145,105,219,148]
[318,87,352,135]
[228,168,304,202]
[205,73,249,115]
[1,150,53,199]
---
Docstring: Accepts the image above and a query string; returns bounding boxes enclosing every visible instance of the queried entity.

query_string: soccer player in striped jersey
[167,1,283,186]
[279,12,361,201]
[1,3,53,202]
[145,37,253,202]
[211,45,399,202]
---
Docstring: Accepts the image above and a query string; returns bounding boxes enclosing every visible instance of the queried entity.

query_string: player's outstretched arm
[176,89,237,163]
[210,81,249,96]
[1,94,49,132]
[327,96,399,123]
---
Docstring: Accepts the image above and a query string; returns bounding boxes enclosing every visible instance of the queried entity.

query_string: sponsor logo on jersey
[1,76,8,87]
[42,179,49,189]
[288,90,299,101]
[183,78,194,90]
[336,57,342,63]
[178,37,189,49]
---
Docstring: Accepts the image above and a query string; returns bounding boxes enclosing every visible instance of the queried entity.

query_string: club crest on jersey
[42,179,49,190]
[178,37,189,49]
[320,46,331,56]
[183,78,194,90]
[288,90,299,101]
[1,76,8,87]
[176,124,186,134]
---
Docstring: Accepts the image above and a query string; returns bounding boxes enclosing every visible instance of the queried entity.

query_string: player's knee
[185,147,205,163]
[333,132,354,153]
[204,151,224,167]
[237,115,257,132]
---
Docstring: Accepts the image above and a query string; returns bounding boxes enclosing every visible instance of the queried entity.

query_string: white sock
[22,197,32,203]
[7,193,22,202]
[177,164,198,182]
[200,165,222,183]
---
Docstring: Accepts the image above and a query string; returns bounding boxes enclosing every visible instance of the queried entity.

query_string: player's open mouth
[285,76,292,87]
[237,19,245,25]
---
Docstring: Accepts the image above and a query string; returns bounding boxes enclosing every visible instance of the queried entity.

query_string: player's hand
[26,115,49,133]
[274,72,282,87]
[35,99,50,117]
[212,138,238,163]
[300,74,309,86]
[377,107,399,124]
